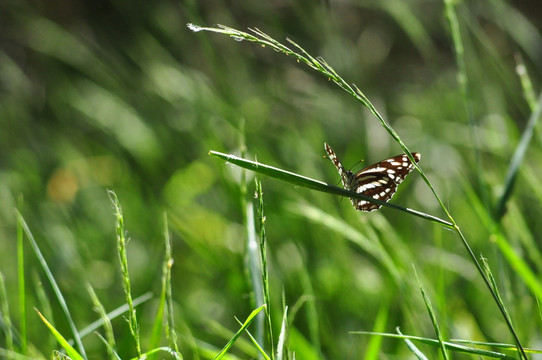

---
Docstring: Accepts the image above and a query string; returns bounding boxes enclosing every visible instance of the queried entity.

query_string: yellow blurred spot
[47,169,78,204]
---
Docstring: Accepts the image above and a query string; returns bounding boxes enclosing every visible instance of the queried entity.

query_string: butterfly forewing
[325,143,420,212]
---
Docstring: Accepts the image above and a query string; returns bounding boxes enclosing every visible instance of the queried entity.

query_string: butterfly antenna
[348,159,365,172]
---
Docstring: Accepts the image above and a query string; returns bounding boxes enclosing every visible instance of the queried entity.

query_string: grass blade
[16,202,27,354]
[108,190,141,357]
[495,93,542,220]
[255,178,275,356]
[276,306,288,360]
[414,268,449,360]
[210,150,452,227]
[35,309,85,360]
[213,304,266,360]
[16,210,86,359]
[0,272,14,351]
[397,328,428,360]
[86,284,116,360]
[352,331,516,359]
[77,292,152,340]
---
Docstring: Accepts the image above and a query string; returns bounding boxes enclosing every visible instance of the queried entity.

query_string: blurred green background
[1,0,542,358]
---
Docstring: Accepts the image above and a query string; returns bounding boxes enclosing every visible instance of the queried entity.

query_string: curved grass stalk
[191,24,527,358]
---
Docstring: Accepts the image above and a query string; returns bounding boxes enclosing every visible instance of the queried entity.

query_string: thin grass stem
[107,190,141,358]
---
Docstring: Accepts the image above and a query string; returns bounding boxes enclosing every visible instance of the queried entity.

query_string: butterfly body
[325,143,420,212]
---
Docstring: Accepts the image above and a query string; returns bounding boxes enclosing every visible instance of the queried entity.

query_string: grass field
[1,0,542,359]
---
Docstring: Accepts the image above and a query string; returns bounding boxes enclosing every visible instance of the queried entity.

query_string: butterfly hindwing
[325,143,420,212]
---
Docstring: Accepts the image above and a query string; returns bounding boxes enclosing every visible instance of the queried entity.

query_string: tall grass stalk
[163,213,181,358]
[107,190,141,358]
[190,24,528,358]
[255,178,275,357]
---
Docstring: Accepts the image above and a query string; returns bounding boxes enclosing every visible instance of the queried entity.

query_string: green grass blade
[32,271,55,351]
[210,150,452,227]
[0,349,38,360]
[94,332,121,360]
[234,316,271,360]
[245,201,265,344]
[0,272,14,351]
[16,202,27,354]
[255,178,275,356]
[108,190,141,357]
[86,284,116,360]
[129,347,180,360]
[495,93,542,220]
[396,328,428,360]
[213,304,266,360]
[364,297,389,360]
[492,230,542,299]
[15,210,86,359]
[353,331,516,359]
[163,213,181,357]
[414,269,449,360]
[515,56,537,110]
[35,309,85,360]
[276,306,288,360]
[149,213,170,356]
[77,292,152,339]
[443,0,486,207]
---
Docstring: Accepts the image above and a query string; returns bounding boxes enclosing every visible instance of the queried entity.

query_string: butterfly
[324,143,421,211]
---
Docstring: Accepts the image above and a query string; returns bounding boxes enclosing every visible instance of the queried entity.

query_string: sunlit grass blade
[234,316,271,360]
[515,55,537,110]
[276,306,288,360]
[443,0,486,208]
[16,200,27,354]
[163,213,181,357]
[255,178,274,356]
[495,93,542,220]
[204,317,259,357]
[86,284,116,360]
[397,328,428,360]
[76,292,152,340]
[108,190,141,358]
[32,272,55,350]
[481,257,513,324]
[15,210,86,358]
[296,274,320,356]
[0,349,38,360]
[239,121,264,348]
[414,268,449,360]
[245,200,265,343]
[35,309,85,360]
[128,347,180,360]
[353,330,517,359]
[0,272,13,351]
[450,339,542,354]
[364,297,389,360]
[287,295,319,357]
[94,332,121,360]
[149,212,180,358]
[213,304,266,360]
[210,150,452,227]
